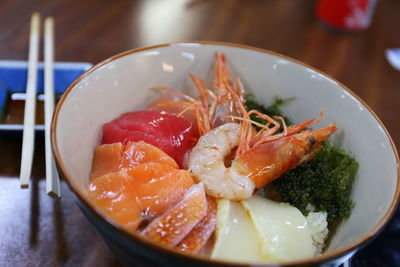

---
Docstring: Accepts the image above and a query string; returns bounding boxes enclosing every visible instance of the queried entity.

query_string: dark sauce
[1,93,60,125]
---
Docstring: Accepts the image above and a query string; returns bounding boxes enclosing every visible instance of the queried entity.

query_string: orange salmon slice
[126,162,195,217]
[90,141,178,180]
[89,162,194,226]
[87,171,143,233]
[90,142,124,180]
[123,141,179,169]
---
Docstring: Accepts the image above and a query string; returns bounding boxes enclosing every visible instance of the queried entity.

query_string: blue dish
[0,60,92,131]
[0,83,7,121]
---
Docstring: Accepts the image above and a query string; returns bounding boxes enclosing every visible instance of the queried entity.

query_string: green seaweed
[272,142,357,219]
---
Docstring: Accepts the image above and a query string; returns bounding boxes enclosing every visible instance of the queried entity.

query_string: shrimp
[189,123,255,200]
[189,118,337,200]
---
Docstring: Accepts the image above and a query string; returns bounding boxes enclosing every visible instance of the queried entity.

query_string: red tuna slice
[141,183,208,248]
[102,110,198,168]
[176,196,217,253]
[147,92,200,135]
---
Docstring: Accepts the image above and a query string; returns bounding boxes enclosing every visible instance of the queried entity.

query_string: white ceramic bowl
[52,42,399,266]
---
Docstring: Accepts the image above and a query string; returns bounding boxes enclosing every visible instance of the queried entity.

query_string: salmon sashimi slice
[126,162,195,217]
[176,196,217,253]
[87,171,143,233]
[90,141,178,180]
[90,142,125,180]
[89,162,194,225]
[141,183,208,247]
[123,141,178,169]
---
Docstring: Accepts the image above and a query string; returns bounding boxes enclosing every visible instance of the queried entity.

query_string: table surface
[1,0,399,266]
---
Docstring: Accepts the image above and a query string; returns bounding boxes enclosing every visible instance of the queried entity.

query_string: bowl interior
[54,43,398,259]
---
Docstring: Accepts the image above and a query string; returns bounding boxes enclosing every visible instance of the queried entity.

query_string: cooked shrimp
[189,123,255,200]
[189,118,337,200]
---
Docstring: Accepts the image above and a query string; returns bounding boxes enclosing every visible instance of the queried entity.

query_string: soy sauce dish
[51,42,399,266]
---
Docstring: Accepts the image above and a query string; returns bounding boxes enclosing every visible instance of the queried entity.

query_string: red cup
[316,0,378,31]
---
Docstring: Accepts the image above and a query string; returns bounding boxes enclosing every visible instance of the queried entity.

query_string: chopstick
[44,17,60,198]
[20,13,40,188]
[20,13,61,197]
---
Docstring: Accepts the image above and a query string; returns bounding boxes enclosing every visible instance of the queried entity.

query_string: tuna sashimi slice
[101,110,198,168]
[147,93,199,135]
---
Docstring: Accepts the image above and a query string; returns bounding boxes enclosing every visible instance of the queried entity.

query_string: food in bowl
[85,53,358,263]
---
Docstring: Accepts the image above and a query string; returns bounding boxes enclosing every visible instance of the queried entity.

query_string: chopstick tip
[44,16,54,24]
[20,183,29,189]
[47,190,61,199]
[31,12,40,22]
[31,12,41,33]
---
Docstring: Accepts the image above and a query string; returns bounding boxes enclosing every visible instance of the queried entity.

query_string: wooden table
[1,0,399,266]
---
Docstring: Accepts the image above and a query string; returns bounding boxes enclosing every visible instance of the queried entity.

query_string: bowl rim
[51,41,400,266]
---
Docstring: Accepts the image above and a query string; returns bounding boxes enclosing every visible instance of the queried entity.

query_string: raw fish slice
[88,162,194,231]
[102,110,198,168]
[141,183,208,247]
[148,98,199,135]
[102,126,172,155]
[90,141,178,180]
[87,171,142,233]
[177,196,217,253]
[105,111,176,136]
[90,142,124,180]
[127,163,195,217]
[123,141,178,169]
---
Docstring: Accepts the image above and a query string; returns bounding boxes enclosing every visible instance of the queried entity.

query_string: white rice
[306,211,329,255]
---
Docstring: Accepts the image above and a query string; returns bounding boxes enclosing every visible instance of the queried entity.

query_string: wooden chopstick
[20,13,40,188]
[44,17,61,198]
